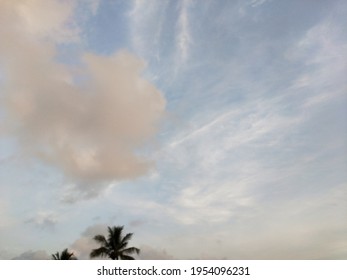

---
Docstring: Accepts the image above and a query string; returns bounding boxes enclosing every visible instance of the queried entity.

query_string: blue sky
[0,0,346,259]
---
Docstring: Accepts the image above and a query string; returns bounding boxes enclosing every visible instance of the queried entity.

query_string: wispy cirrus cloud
[287,18,347,108]
[146,2,347,233]
[129,0,193,76]
[129,0,170,60]
[249,0,269,8]
[176,0,192,64]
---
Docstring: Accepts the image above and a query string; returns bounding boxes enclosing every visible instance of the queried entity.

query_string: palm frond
[91,225,139,260]
[52,248,76,260]
[121,233,133,244]
[90,247,108,259]
[52,252,60,260]
[120,254,135,260]
[108,226,123,245]
[120,247,140,255]
[93,235,107,245]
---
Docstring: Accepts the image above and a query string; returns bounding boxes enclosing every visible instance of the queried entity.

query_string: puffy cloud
[0,0,79,43]
[0,0,166,200]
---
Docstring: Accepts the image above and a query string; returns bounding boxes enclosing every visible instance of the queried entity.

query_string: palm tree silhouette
[52,248,76,260]
[90,226,140,260]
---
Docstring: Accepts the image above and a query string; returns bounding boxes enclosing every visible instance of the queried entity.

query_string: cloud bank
[12,250,50,260]
[0,0,166,199]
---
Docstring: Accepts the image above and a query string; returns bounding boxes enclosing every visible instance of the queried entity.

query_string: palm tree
[52,248,76,260]
[90,226,140,260]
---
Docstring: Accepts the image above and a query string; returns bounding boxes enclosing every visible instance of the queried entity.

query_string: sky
[0,0,346,260]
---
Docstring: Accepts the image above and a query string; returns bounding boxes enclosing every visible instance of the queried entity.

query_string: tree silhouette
[52,248,76,260]
[90,226,140,260]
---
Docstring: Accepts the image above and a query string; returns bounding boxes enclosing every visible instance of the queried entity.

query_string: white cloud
[286,19,347,109]
[176,0,192,64]
[168,181,254,225]
[129,0,193,76]
[25,212,59,230]
[129,0,170,59]
[159,182,347,259]
[250,0,269,8]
